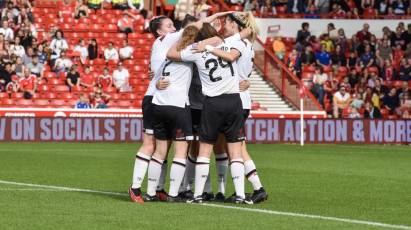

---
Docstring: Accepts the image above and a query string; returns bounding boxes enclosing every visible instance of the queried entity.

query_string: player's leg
[213,134,229,202]
[188,99,221,203]
[167,105,193,202]
[242,141,268,203]
[145,139,168,201]
[155,140,170,201]
[144,104,170,201]
[223,94,251,204]
[129,132,155,203]
[129,95,156,203]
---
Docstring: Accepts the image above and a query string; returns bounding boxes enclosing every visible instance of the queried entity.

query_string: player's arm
[208,47,241,62]
[190,11,234,29]
[166,43,182,61]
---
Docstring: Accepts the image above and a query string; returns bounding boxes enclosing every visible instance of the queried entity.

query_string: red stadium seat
[1,98,14,106]
[42,92,57,99]
[34,99,50,106]
[103,87,117,93]
[111,93,121,100]
[51,99,67,106]
[11,93,24,99]
[0,92,8,98]
[117,100,132,108]
[16,99,33,106]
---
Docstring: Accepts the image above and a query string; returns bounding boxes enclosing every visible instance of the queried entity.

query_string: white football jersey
[237,38,254,110]
[152,60,193,108]
[180,38,244,97]
[146,30,183,96]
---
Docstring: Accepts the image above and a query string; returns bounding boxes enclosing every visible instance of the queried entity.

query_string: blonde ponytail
[176,26,200,51]
[234,12,260,42]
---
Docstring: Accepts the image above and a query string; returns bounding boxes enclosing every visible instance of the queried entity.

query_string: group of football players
[128,11,268,204]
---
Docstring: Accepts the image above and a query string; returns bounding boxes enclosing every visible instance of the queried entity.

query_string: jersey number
[205,58,234,82]
[162,60,172,76]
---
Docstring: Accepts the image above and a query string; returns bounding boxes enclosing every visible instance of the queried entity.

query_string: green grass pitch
[0,142,410,230]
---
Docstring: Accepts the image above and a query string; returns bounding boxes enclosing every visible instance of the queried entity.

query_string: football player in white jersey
[129,12,235,203]
[194,12,268,204]
[129,15,177,203]
[167,23,252,204]
[144,26,198,202]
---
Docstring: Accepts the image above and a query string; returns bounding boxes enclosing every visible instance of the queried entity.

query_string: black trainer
[213,192,225,202]
[224,193,237,203]
[178,190,194,201]
[250,187,268,203]
[167,195,184,202]
[235,196,254,205]
[201,192,214,201]
[186,196,203,204]
[143,194,160,202]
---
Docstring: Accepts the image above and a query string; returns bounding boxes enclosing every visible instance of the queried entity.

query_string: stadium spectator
[329,3,346,19]
[173,0,196,29]
[382,88,400,114]
[350,93,364,109]
[18,68,37,99]
[296,22,310,46]
[53,51,73,74]
[367,71,381,88]
[315,44,331,67]
[26,55,44,80]
[0,63,13,92]
[312,66,328,106]
[90,88,110,108]
[88,38,99,60]
[377,0,389,15]
[118,11,138,34]
[66,64,81,91]
[361,0,375,11]
[36,44,48,64]
[398,93,411,117]
[13,56,24,77]
[331,44,346,68]
[348,107,361,118]
[363,86,380,108]
[286,0,305,13]
[104,42,119,62]
[376,39,393,66]
[9,37,25,57]
[0,21,14,41]
[398,58,411,81]
[97,67,113,88]
[356,23,372,42]
[50,30,69,60]
[112,0,129,10]
[22,47,33,65]
[127,0,145,11]
[393,0,407,14]
[75,93,92,109]
[397,81,410,98]
[88,0,103,10]
[1,2,19,22]
[391,27,405,48]
[314,0,330,14]
[113,62,130,92]
[80,66,95,89]
[300,45,316,66]
[373,79,388,97]
[74,0,89,19]
[360,45,375,68]
[272,37,285,60]
[244,0,258,12]
[363,101,382,118]
[74,39,89,64]
[381,60,397,81]
[287,48,300,76]
[320,34,334,52]
[119,39,133,60]
[333,85,351,118]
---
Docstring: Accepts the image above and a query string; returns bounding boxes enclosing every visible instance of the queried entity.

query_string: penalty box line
[0,179,410,230]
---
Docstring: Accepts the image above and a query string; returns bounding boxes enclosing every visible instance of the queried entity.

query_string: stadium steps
[249,69,295,112]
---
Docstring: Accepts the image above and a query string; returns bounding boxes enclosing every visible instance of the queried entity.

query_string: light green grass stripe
[1,179,410,230]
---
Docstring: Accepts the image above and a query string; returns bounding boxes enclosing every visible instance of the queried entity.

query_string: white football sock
[230,159,245,199]
[156,160,167,191]
[204,174,212,193]
[193,157,210,198]
[215,153,228,194]
[131,152,151,189]
[146,157,163,196]
[245,160,263,190]
[169,158,186,197]
[181,155,196,192]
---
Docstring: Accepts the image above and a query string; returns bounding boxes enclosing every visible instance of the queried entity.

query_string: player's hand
[148,70,155,80]
[156,77,170,90]
[239,80,250,92]
[191,43,206,53]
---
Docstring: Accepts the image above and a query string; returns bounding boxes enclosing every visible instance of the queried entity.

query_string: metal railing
[253,38,323,111]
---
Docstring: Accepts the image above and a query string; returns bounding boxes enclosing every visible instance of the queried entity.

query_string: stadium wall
[255,18,404,41]
[1,117,410,144]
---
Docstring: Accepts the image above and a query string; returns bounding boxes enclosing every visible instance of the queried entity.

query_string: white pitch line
[0,180,410,230]
[0,188,64,191]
